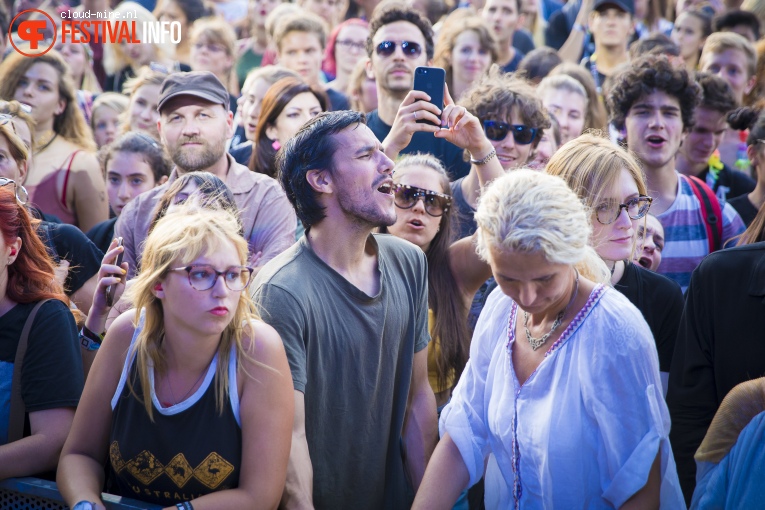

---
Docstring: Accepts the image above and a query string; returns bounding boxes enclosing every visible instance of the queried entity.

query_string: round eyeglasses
[169,264,254,292]
[0,177,29,205]
[595,196,653,225]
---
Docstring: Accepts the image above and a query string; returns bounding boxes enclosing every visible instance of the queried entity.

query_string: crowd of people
[0,0,764,507]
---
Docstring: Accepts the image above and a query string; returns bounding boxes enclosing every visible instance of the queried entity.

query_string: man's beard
[336,184,397,229]
[170,136,226,172]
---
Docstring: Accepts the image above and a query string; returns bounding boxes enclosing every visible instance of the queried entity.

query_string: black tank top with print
[108,343,241,507]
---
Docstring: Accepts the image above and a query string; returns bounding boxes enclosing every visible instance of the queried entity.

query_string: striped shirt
[657,173,745,292]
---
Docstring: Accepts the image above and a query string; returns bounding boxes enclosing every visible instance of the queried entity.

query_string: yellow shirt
[427,309,456,393]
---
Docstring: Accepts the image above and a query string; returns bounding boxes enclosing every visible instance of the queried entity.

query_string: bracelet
[573,22,587,33]
[470,148,497,166]
[176,502,193,510]
[79,326,104,351]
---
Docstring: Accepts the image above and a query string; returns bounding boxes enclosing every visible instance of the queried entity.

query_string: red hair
[322,18,369,79]
[0,187,67,304]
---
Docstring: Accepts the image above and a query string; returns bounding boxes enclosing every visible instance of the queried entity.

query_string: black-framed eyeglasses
[169,264,254,291]
[336,39,366,52]
[483,120,538,145]
[0,177,29,205]
[595,196,653,225]
[375,40,422,59]
[393,183,452,217]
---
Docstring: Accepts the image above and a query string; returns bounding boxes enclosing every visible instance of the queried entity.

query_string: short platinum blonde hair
[475,169,610,284]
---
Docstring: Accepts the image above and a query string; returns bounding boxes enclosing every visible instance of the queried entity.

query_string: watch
[72,502,97,510]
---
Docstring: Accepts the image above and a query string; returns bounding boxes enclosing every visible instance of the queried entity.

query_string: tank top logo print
[111,441,236,490]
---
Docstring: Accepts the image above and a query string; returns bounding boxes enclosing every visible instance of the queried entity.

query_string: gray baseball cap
[156,71,229,113]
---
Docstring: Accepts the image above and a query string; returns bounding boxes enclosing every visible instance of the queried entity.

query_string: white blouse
[441,285,685,509]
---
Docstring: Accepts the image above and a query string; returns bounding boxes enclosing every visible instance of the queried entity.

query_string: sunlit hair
[433,13,498,93]
[700,31,757,78]
[103,2,176,75]
[0,187,67,304]
[190,16,238,86]
[550,62,608,131]
[149,172,241,235]
[265,3,302,41]
[0,100,36,150]
[91,92,130,136]
[125,206,260,421]
[0,122,29,168]
[119,66,168,136]
[385,153,469,392]
[475,169,610,284]
[461,65,551,148]
[0,50,96,151]
[545,133,648,258]
[243,65,300,89]
[537,74,589,113]
[274,11,329,51]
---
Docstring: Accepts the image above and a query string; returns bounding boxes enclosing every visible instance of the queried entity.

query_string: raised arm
[557,0,593,63]
[449,233,493,299]
[381,90,443,161]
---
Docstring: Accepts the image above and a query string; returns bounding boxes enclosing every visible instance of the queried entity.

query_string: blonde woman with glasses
[58,207,294,510]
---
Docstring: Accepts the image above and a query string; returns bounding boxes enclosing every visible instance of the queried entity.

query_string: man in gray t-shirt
[253,111,437,509]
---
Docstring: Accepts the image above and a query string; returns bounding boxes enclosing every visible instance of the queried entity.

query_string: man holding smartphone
[365,3,472,179]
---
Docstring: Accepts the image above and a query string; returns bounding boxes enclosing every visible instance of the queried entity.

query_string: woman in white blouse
[412,170,684,509]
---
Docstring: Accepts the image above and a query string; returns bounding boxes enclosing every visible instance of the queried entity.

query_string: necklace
[523,269,580,351]
[165,366,208,406]
[34,132,58,155]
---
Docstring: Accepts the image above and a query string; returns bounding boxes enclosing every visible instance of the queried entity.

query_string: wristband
[79,326,104,351]
[573,22,586,33]
[176,502,193,510]
[470,149,497,166]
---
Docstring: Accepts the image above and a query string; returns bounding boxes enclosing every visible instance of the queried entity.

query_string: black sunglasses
[375,40,423,59]
[483,120,538,145]
[393,184,452,217]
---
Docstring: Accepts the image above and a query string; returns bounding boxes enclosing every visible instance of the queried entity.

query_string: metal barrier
[0,477,161,509]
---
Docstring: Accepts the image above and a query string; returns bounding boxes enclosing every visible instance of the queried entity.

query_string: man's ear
[744,74,757,95]
[225,109,235,138]
[157,175,169,186]
[306,168,332,194]
[365,58,375,80]
[747,143,760,167]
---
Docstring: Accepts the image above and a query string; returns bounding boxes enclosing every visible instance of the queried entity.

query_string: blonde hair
[432,13,498,92]
[274,11,328,51]
[475,169,610,284]
[545,133,648,259]
[700,31,757,78]
[190,16,238,88]
[126,206,261,420]
[119,66,168,136]
[91,92,130,133]
[347,59,375,113]
[103,2,177,75]
[537,74,589,111]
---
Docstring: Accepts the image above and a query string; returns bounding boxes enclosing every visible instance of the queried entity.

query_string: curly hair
[607,55,701,131]
[461,65,551,146]
[366,2,435,60]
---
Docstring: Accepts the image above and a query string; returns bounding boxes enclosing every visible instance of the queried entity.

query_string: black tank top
[108,320,241,506]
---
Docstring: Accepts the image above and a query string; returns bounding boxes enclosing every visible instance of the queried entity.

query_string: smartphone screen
[412,67,446,127]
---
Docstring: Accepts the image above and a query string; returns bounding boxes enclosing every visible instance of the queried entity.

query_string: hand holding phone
[412,67,446,126]
[106,237,124,307]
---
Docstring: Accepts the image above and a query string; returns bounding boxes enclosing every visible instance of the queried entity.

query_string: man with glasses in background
[364,3,472,179]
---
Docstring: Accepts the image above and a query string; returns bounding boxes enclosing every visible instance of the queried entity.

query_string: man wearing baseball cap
[581,0,635,96]
[115,71,297,278]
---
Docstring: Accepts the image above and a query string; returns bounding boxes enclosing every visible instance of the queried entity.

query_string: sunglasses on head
[393,184,452,217]
[375,40,423,59]
[0,177,29,205]
[483,120,538,145]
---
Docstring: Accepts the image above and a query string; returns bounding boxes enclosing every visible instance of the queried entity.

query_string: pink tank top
[27,150,81,226]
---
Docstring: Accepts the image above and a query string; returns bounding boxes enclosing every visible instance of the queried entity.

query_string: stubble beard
[337,185,397,229]
[171,136,226,172]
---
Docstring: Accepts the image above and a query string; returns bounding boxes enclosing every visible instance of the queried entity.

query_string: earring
[272,140,281,151]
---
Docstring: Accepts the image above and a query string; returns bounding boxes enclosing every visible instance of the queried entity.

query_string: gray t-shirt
[252,233,430,510]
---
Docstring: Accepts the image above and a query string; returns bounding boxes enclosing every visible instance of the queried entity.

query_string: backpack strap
[9,299,52,443]
[687,175,723,253]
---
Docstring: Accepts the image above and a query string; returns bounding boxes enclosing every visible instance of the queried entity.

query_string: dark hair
[517,47,563,85]
[366,2,435,60]
[714,9,761,40]
[629,32,681,59]
[0,6,8,38]
[149,172,241,235]
[99,132,173,183]
[727,104,765,146]
[608,55,701,131]
[695,71,737,114]
[684,9,714,39]
[0,187,67,305]
[250,77,329,178]
[277,110,366,230]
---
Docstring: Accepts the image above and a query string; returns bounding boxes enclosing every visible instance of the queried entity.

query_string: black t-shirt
[614,262,684,373]
[698,163,755,203]
[366,110,471,180]
[86,217,118,255]
[450,177,477,240]
[327,88,350,112]
[0,300,83,444]
[501,49,525,74]
[38,221,104,295]
[728,194,758,227]
[513,30,535,55]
